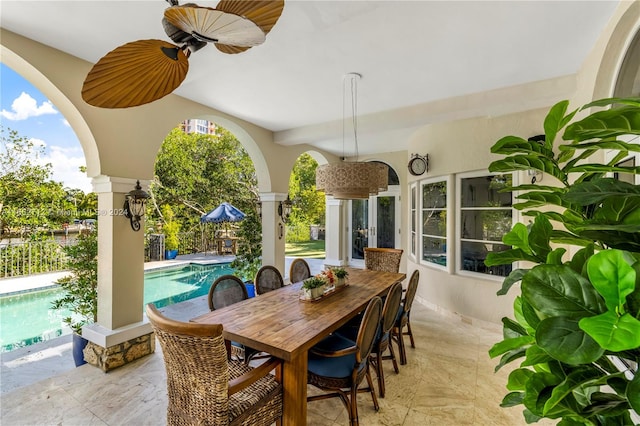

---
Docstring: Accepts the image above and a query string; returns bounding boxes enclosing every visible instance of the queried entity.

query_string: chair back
[381,281,404,336]
[289,258,311,283]
[402,270,420,315]
[364,247,403,273]
[208,274,248,310]
[146,303,230,424]
[355,297,383,365]
[255,265,284,295]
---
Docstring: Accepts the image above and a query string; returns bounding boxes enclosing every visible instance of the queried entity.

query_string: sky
[1,63,93,193]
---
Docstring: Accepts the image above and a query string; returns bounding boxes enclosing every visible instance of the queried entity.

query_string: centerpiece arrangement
[300,267,350,301]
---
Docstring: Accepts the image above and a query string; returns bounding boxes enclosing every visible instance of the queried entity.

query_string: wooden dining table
[191,267,406,425]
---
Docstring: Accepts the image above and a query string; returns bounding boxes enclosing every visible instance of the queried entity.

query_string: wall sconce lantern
[278,195,293,224]
[123,180,150,231]
[256,200,262,219]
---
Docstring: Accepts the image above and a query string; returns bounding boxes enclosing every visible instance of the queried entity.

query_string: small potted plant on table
[301,275,327,300]
[331,267,349,288]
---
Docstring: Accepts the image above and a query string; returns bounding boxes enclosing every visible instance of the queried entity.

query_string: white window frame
[419,176,450,272]
[455,170,515,281]
[409,182,417,261]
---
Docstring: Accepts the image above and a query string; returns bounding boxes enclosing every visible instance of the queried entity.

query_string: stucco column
[324,197,347,267]
[259,192,287,276]
[82,175,152,360]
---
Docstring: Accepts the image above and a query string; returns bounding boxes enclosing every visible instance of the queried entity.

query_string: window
[458,173,513,277]
[421,180,447,267]
[410,184,417,258]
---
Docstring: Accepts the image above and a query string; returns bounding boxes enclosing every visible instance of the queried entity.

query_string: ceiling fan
[81,0,284,109]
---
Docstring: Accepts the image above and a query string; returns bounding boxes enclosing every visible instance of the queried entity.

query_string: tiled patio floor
[0,298,554,425]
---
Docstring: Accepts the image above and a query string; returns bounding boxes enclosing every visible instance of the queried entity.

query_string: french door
[348,188,400,267]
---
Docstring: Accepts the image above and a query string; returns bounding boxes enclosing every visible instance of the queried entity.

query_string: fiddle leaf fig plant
[486,98,640,425]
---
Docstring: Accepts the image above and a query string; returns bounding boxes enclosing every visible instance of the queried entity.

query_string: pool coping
[0,254,235,296]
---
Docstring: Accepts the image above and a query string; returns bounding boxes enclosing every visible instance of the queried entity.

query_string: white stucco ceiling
[0,0,621,156]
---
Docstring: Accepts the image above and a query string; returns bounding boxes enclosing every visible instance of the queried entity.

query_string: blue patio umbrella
[201,202,246,230]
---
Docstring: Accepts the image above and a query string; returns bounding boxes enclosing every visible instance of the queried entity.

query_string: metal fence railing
[0,241,69,278]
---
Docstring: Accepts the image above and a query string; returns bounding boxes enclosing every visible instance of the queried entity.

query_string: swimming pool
[0,263,234,352]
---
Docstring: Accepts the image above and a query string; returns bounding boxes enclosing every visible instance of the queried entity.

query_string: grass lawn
[285,240,325,259]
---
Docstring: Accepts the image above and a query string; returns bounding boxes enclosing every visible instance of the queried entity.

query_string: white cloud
[1,92,58,121]
[39,145,92,193]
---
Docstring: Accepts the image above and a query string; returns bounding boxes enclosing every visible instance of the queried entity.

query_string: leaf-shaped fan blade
[82,39,189,109]
[214,0,285,54]
[164,5,265,47]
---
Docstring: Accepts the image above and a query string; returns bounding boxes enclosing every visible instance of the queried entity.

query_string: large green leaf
[489,155,564,181]
[587,249,636,312]
[543,368,602,415]
[494,347,527,372]
[564,179,640,206]
[489,335,536,358]
[628,370,640,414]
[579,311,640,351]
[567,245,595,276]
[524,371,570,418]
[545,100,577,150]
[564,104,640,141]
[502,223,532,253]
[577,230,640,252]
[516,191,575,210]
[522,265,606,318]
[558,139,640,154]
[500,391,525,407]
[491,135,555,157]
[594,196,640,223]
[581,392,633,418]
[565,163,640,175]
[521,344,553,367]
[529,214,552,260]
[581,97,640,108]
[507,368,534,391]
[485,248,538,266]
[497,268,528,296]
[536,317,604,365]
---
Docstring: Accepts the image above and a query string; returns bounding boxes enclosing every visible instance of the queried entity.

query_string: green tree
[151,125,262,263]
[0,126,68,236]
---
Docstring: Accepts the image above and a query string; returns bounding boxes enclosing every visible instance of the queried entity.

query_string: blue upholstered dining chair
[393,269,420,365]
[334,280,404,398]
[207,274,260,363]
[306,297,383,426]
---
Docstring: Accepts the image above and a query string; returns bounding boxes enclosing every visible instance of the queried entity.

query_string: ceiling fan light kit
[81,0,284,109]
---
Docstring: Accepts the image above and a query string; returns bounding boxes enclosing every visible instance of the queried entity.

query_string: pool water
[0,263,234,352]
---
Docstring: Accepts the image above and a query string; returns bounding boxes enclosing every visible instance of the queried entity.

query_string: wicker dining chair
[392,269,420,365]
[363,247,403,273]
[146,304,283,426]
[334,281,404,398]
[254,265,284,295]
[307,297,383,426]
[288,258,311,283]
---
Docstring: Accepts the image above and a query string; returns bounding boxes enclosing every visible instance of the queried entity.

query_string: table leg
[282,352,307,425]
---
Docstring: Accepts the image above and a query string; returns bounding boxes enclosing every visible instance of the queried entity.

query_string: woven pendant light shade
[316,73,389,200]
[316,162,389,200]
[214,0,285,54]
[164,5,265,47]
[82,39,189,108]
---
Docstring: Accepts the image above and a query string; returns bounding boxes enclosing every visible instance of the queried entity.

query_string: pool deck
[0,255,325,394]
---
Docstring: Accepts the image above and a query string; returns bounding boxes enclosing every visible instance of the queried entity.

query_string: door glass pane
[376,196,395,248]
[351,199,368,260]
